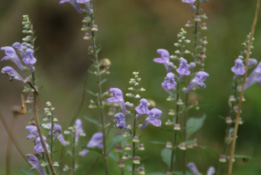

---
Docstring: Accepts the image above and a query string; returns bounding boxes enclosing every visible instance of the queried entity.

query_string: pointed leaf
[161,148,173,168]
[83,116,100,127]
[186,115,206,139]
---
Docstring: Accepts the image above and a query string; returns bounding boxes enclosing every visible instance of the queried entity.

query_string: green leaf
[99,78,108,85]
[150,141,166,145]
[108,135,125,153]
[234,154,254,160]
[85,89,97,96]
[83,116,100,127]
[109,152,119,161]
[161,148,173,168]
[19,169,35,175]
[186,114,206,139]
[148,173,165,175]
[198,145,219,157]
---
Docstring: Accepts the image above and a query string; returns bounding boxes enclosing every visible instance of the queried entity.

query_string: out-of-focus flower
[34,136,49,153]
[1,46,23,70]
[182,0,196,3]
[187,162,200,175]
[23,48,37,66]
[74,119,84,144]
[186,71,209,93]
[114,113,128,130]
[60,0,82,13]
[248,58,258,69]
[231,58,245,75]
[135,98,150,115]
[76,0,92,14]
[162,72,177,91]
[27,154,46,175]
[26,125,38,139]
[245,62,261,89]
[1,66,24,82]
[79,132,103,156]
[153,49,174,72]
[207,166,215,175]
[42,123,69,146]
[107,88,127,114]
[141,108,162,129]
[177,58,190,76]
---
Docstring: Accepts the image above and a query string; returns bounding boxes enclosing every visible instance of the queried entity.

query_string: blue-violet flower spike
[27,154,46,175]
[153,49,174,72]
[231,58,245,75]
[207,167,216,175]
[107,88,127,114]
[135,98,150,115]
[1,66,24,82]
[59,0,82,13]
[245,62,261,89]
[187,162,200,175]
[186,71,209,93]
[162,72,177,91]
[141,108,162,129]
[114,113,128,130]
[1,46,23,70]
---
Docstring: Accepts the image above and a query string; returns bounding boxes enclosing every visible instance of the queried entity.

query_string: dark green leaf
[85,89,97,96]
[83,116,100,127]
[161,148,173,168]
[150,141,166,145]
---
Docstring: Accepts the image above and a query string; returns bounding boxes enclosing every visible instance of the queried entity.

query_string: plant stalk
[228,0,260,174]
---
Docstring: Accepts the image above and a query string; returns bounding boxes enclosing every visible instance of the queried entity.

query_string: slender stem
[6,117,16,175]
[132,95,138,175]
[0,113,29,166]
[183,93,189,175]
[34,93,56,175]
[228,1,260,174]
[50,114,54,161]
[72,131,76,175]
[90,11,109,175]
[170,82,180,172]
[193,0,200,63]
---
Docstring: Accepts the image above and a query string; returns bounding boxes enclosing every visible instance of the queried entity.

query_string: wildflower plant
[0,0,261,175]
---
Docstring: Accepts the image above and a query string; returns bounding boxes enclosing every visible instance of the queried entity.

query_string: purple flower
[177,58,190,75]
[60,0,82,13]
[114,113,128,129]
[107,88,127,114]
[245,62,261,89]
[23,48,37,69]
[1,46,23,70]
[186,71,209,93]
[187,162,200,175]
[231,58,245,75]
[207,167,215,175]
[76,0,92,14]
[141,108,162,129]
[248,58,258,69]
[74,119,84,144]
[79,132,103,156]
[182,0,196,3]
[12,42,25,57]
[26,125,38,139]
[161,72,177,91]
[153,49,174,72]
[27,154,46,175]
[135,98,150,115]
[1,66,24,82]
[42,123,69,146]
[34,136,49,153]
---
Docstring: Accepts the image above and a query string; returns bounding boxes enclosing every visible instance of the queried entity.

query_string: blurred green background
[0,0,261,174]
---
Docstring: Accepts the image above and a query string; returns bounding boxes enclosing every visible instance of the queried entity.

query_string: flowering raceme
[27,154,46,175]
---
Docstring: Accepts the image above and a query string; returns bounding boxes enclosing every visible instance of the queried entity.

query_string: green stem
[72,131,76,175]
[170,82,180,172]
[182,93,189,175]
[90,11,109,175]
[50,114,54,161]
[132,89,138,175]
[193,0,200,63]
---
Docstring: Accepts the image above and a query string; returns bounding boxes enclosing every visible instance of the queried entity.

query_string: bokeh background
[0,0,261,174]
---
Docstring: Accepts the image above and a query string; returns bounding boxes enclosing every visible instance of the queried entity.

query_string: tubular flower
[107,88,127,114]
[186,71,209,93]
[177,58,190,76]
[76,0,92,14]
[59,0,82,13]
[245,62,261,89]
[231,58,246,75]
[135,98,150,115]
[1,66,24,82]
[23,48,37,66]
[114,113,128,130]
[182,0,196,3]
[34,136,49,153]
[26,125,38,139]
[141,108,162,129]
[79,132,103,156]
[1,46,23,70]
[248,58,258,68]
[161,72,177,91]
[187,162,200,175]
[27,154,46,175]
[207,167,216,175]
[42,123,69,146]
[153,49,175,72]
[74,119,85,144]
